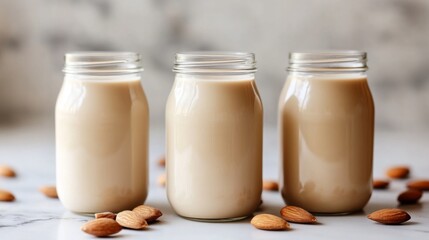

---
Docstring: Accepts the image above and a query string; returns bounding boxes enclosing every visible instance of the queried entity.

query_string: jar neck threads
[173,52,257,74]
[288,51,367,73]
[63,52,143,75]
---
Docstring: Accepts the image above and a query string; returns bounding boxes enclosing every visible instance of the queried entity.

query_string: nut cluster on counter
[82,205,163,237]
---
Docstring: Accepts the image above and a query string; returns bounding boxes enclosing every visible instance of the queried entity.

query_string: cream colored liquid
[56,76,149,213]
[166,74,263,220]
[279,74,374,214]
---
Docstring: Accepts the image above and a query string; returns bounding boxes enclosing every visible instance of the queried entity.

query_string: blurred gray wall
[0,0,428,130]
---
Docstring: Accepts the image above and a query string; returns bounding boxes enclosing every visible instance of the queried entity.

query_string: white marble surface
[0,118,428,239]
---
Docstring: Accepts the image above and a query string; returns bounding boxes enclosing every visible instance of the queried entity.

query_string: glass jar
[166,52,263,221]
[56,52,149,213]
[279,51,374,214]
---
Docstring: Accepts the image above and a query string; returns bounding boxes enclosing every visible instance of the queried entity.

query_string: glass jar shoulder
[169,74,259,101]
[56,75,147,114]
[279,73,371,104]
[167,74,261,113]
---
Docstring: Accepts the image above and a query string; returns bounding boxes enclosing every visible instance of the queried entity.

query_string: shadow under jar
[56,52,149,213]
[166,52,263,222]
[279,51,375,214]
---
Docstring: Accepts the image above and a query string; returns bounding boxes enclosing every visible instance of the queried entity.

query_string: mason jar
[166,52,263,221]
[56,52,149,213]
[279,51,374,214]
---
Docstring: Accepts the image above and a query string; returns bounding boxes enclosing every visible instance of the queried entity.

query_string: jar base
[70,211,97,216]
[178,214,248,222]
[311,209,363,216]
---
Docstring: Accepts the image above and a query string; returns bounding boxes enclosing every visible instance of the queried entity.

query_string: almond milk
[56,52,148,213]
[167,52,262,221]
[166,75,263,220]
[279,51,374,214]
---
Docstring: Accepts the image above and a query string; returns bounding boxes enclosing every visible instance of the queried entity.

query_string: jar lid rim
[63,51,143,74]
[288,50,367,72]
[174,51,257,73]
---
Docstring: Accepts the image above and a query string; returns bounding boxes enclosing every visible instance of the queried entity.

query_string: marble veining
[0,214,64,228]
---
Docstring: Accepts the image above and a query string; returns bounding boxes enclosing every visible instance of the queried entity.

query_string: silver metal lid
[63,52,143,74]
[288,51,367,72]
[173,51,257,74]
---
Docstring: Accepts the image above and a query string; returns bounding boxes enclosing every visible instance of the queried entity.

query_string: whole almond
[386,166,410,179]
[373,179,390,189]
[158,156,166,167]
[0,189,15,202]
[263,180,279,191]
[398,189,423,204]
[116,210,148,230]
[95,212,116,220]
[0,165,16,177]
[81,218,122,237]
[280,206,317,224]
[251,214,290,231]
[133,205,163,223]
[39,186,58,198]
[367,208,411,224]
[158,173,166,187]
[407,180,429,191]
